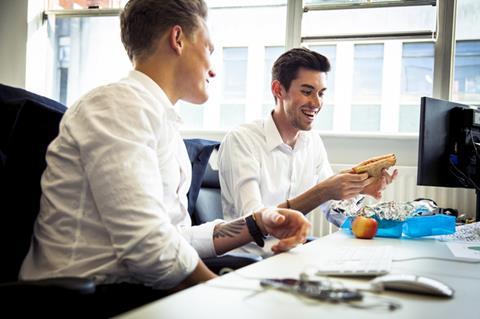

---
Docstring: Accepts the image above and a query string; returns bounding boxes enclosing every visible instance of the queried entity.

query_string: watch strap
[245,214,266,247]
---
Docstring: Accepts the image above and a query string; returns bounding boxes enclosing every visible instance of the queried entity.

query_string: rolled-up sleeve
[218,131,264,219]
[314,135,346,227]
[69,86,199,289]
[179,220,224,258]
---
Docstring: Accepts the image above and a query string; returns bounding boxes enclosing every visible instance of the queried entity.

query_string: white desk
[117,232,480,319]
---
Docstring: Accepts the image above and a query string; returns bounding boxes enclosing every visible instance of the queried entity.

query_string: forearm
[173,260,217,291]
[212,213,265,255]
[278,183,331,215]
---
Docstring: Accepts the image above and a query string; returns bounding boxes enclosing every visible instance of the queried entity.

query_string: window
[50,16,130,106]
[34,0,479,134]
[204,1,287,130]
[452,0,480,105]
[399,42,434,132]
[310,45,336,130]
[301,1,436,133]
[453,41,480,105]
[262,46,284,117]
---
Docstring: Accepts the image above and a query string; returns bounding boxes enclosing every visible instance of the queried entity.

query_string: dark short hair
[272,47,331,92]
[120,0,208,62]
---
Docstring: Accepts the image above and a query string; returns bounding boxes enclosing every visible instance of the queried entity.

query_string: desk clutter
[334,198,457,238]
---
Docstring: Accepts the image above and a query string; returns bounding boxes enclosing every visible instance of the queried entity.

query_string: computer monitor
[417,97,480,221]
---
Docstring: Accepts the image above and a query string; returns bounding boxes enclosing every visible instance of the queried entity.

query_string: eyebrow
[300,84,326,91]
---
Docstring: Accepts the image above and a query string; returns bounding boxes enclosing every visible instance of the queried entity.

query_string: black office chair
[185,139,262,274]
[0,84,169,317]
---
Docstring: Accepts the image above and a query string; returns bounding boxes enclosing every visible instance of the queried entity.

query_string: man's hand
[319,173,373,201]
[254,208,311,254]
[362,168,398,200]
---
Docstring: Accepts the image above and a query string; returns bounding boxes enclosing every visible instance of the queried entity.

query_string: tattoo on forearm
[213,219,246,239]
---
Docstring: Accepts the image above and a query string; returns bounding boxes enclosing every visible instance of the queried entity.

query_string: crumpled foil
[331,198,416,221]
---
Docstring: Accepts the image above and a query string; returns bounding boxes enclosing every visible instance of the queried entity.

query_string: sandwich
[342,153,396,178]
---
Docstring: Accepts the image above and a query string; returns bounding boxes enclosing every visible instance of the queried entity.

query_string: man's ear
[271,80,284,101]
[168,25,184,55]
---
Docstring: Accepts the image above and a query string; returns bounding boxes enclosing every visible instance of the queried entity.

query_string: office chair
[185,139,262,273]
[0,84,169,317]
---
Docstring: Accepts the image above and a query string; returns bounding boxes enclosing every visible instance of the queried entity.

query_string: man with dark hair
[20,0,310,291]
[218,47,397,257]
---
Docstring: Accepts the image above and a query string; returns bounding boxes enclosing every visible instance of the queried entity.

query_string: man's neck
[271,109,300,148]
[134,57,179,105]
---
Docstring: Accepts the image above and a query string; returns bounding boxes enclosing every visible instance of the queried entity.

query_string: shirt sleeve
[218,130,265,219]
[314,134,346,227]
[178,220,224,258]
[68,86,199,289]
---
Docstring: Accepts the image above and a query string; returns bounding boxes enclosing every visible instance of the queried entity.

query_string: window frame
[41,0,462,137]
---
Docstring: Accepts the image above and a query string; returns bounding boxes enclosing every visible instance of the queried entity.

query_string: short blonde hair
[120,0,208,62]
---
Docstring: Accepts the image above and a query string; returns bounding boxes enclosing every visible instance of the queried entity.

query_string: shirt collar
[128,70,184,125]
[263,112,309,152]
[264,112,286,152]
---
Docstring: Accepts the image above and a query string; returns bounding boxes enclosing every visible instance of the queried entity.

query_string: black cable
[449,158,480,191]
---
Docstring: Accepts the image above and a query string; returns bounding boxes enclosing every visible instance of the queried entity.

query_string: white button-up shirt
[20,71,219,289]
[218,113,345,257]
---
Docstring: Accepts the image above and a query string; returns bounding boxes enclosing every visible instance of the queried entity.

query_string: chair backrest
[194,161,223,225]
[184,139,222,225]
[0,84,66,282]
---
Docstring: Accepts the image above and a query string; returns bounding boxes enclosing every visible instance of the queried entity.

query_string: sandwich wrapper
[335,154,455,238]
[338,200,456,238]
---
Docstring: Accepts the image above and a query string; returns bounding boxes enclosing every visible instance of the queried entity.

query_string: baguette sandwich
[342,153,396,178]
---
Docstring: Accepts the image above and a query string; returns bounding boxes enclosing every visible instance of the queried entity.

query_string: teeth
[302,110,316,116]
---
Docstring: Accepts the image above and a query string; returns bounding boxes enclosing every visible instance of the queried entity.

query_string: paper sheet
[446,242,480,260]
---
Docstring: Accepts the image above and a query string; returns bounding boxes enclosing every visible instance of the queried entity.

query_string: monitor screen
[417,97,470,188]
[417,97,479,220]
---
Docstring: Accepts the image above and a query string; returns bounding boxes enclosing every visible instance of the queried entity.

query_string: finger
[264,208,286,225]
[346,172,369,181]
[392,169,399,180]
[272,235,304,253]
[364,176,376,186]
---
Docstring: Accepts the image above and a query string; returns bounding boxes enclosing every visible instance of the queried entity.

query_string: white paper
[446,242,480,260]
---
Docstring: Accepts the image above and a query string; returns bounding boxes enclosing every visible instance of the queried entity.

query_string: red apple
[351,216,378,239]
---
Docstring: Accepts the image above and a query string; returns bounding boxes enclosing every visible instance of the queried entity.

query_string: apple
[351,216,378,239]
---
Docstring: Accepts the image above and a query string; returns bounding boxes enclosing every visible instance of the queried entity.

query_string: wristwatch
[245,214,266,247]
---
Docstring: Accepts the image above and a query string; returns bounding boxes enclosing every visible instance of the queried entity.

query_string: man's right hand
[319,173,373,201]
[254,208,311,254]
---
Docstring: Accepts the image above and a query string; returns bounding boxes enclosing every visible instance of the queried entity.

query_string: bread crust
[342,154,396,177]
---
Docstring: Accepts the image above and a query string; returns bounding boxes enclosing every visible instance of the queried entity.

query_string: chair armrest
[305,236,319,243]
[202,253,262,274]
[0,276,95,295]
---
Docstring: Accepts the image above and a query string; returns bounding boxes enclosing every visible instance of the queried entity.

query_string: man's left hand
[361,168,398,200]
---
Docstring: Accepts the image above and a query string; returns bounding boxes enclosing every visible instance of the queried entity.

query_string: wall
[0,0,28,88]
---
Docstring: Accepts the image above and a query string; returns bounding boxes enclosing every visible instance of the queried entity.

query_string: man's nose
[311,95,322,107]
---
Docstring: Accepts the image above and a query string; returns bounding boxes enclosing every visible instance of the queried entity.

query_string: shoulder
[223,119,264,145]
[70,81,164,121]
[302,130,328,156]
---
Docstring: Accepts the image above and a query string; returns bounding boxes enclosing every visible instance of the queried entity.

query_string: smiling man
[218,48,397,257]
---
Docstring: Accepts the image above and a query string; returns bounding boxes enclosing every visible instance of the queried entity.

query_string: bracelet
[245,214,266,247]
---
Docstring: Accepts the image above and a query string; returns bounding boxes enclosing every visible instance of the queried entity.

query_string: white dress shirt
[218,113,345,257]
[20,70,220,289]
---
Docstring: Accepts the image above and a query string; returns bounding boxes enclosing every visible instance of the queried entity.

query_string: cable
[449,158,480,191]
[393,256,480,264]
[469,130,480,159]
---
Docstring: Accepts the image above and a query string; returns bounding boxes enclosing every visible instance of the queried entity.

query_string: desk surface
[117,232,480,319]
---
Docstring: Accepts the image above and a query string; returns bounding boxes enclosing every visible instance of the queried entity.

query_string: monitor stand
[476,190,480,222]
